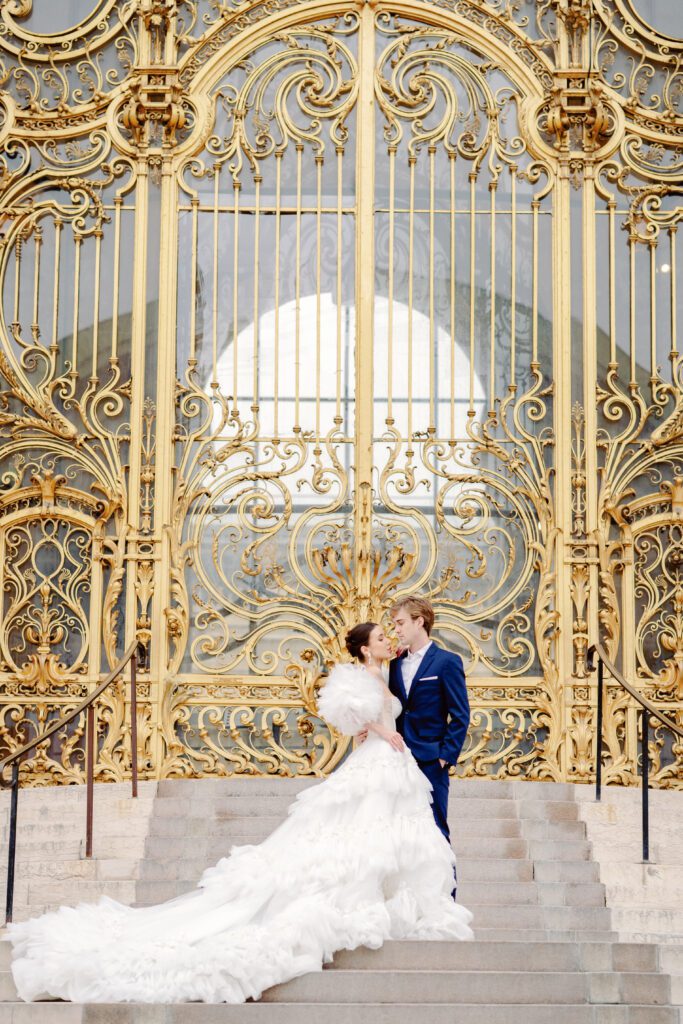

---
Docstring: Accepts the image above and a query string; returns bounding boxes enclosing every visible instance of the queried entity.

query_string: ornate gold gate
[0,0,680,786]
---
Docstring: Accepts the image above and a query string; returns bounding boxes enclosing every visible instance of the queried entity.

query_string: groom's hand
[439,759,448,769]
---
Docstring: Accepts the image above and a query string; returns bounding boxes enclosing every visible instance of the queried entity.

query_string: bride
[7,622,473,1004]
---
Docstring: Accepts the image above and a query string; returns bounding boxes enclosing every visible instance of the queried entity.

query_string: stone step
[0,975,672,1015]
[528,840,592,862]
[145,815,536,839]
[470,905,613,931]
[534,861,601,883]
[259,969,670,1005]
[0,840,147,862]
[127,887,612,930]
[0,776,679,1024]
[0,821,151,843]
[474,929,620,943]
[140,834,536,860]
[521,820,588,840]
[0,802,154,827]
[0,822,590,852]
[2,1006,681,1024]
[327,941,660,973]
[20,880,137,906]
[143,795,578,820]
[137,871,607,910]
[0,941,662,984]
[138,856,536,884]
[517,801,579,821]
[0,859,142,883]
[5,856,578,886]
[0,782,158,806]
[460,882,605,908]
[153,778,582,799]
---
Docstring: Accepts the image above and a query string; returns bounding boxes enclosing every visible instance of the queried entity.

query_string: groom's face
[392,611,424,649]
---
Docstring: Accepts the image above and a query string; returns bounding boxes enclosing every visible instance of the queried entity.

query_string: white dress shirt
[401,640,432,697]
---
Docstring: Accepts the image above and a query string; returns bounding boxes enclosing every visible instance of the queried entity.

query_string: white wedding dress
[8,663,473,1004]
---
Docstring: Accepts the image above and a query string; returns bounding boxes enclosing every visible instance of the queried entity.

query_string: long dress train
[7,663,473,1004]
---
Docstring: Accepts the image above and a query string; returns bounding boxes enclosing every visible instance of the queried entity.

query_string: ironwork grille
[0,0,680,786]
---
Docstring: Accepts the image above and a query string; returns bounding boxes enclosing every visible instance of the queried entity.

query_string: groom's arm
[439,653,470,767]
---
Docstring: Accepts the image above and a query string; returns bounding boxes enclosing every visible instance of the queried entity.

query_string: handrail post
[5,762,19,924]
[131,652,138,799]
[85,703,94,859]
[641,708,650,863]
[596,657,603,802]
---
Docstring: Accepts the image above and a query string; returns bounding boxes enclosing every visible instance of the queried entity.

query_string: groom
[388,596,470,870]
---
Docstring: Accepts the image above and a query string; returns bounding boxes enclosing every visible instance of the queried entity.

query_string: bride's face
[363,626,394,663]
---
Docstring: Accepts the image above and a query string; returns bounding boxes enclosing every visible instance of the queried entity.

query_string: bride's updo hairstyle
[345,622,377,662]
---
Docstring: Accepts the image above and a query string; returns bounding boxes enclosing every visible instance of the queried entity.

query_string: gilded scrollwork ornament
[0,0,680,788]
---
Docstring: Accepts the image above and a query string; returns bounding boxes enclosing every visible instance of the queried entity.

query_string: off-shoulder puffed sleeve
[317,663,384,736]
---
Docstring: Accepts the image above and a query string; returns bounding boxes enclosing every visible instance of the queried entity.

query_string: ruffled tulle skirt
[8,737,473,1004]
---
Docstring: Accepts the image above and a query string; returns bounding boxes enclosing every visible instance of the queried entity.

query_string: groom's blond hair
[390,596,435,635]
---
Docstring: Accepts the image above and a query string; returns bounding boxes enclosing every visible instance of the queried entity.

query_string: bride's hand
[378,726,405,752]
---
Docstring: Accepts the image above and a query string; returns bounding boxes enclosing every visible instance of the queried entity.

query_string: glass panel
[629,0,682,36]
[372,14,553,660]
[20,0,100,35]
[174,16,360,684]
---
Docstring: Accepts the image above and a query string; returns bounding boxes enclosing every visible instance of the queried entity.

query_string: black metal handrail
[586,641,683,863]
[0,639,144,924]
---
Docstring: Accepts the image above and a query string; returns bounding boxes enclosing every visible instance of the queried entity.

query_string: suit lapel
[392,655,408,705]
[406,643,440,703]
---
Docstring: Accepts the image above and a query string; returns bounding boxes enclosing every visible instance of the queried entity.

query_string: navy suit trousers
[417,758,450,841]
[417,758,457,896]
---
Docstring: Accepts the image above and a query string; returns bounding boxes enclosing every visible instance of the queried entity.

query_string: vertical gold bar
[111,198,122,361]
[149,151,179,764]
[315,156,322,438]
[51,218,62,353]
[489,180,496,414]
[274,151,282,438]
[13,236,21,326]
[608,199,616,364]
[469,173,476,418]
[408,155,415,440]
[650,239,657,382]
[671,226,678,358]
[124,163,149,667]
[582,165,600,706]
[387,147,395,426]
[91,227,102,380]
[211,170,219,389]
[189,197,198,363]
[354,2,376,615]
[32,225,42,338]
[232,179,240,416]
[532,199,538,365]
[429,145,436,433]
[554,163,574,779]
[629,234,636,384]
[252,175,261,411]
[336,146,343,425]
[510,165,517,387]
[294,144,303,432]
[71,232,82,376]
[449,153,456,439]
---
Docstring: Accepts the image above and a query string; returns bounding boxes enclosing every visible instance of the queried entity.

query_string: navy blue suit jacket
[388,643,470,767]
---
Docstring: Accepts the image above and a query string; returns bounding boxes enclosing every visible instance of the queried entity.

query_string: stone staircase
[0,777,680,1022]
